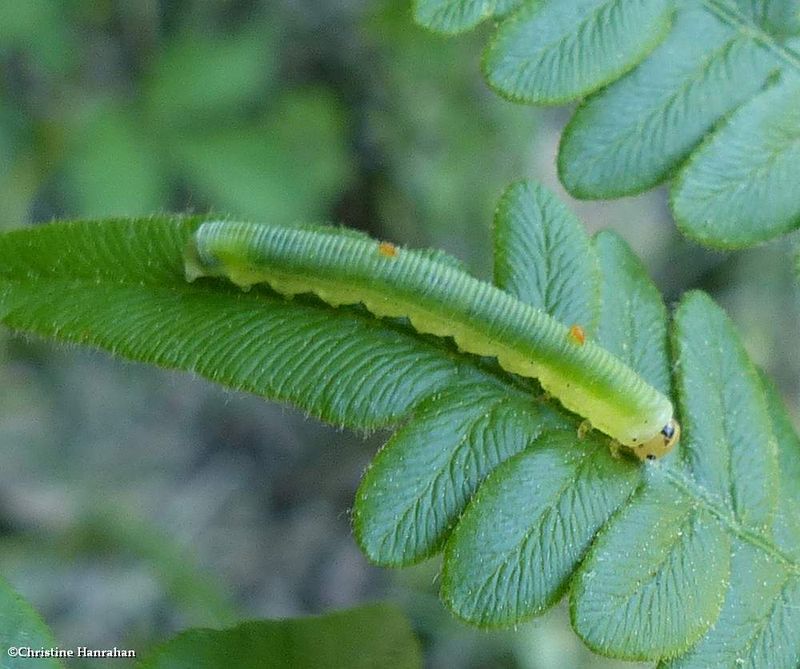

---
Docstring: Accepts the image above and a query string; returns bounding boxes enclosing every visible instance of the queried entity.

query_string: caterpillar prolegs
[185,221,679,459]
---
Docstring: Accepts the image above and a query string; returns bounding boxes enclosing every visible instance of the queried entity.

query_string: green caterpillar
[185,221,679,459]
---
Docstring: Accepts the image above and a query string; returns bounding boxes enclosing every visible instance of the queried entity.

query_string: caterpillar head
[635,419,680,461]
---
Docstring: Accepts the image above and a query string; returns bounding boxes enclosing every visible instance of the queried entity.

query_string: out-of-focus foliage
[362,6,538,272]
[138,604,422,669]
[0,2,353,226]
[0,575,61,669]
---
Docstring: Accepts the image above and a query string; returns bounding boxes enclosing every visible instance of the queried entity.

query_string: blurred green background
[0,1,798,667]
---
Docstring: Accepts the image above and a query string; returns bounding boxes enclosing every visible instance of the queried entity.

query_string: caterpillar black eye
[662,419,680,450]
[633,418,680,461]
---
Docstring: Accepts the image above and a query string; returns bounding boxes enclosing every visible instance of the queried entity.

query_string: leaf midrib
[605,500,705,603]
[0,273,543,403]
[500,0,620,69]
[375,393,514,556]
[427,0,494,26]
[471,441,605,605]
[701,0,800,72]
[735,573,799,662]
[567,31,748,181]
[661,465,800,574]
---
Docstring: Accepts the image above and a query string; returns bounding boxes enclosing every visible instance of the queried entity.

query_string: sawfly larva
[185,221,679,459]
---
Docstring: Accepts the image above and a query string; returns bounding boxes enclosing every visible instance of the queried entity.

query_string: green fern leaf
[572,474,732,658]
[662,539,800,668]
[492,180,600,332]
[657,375,800,668]
[354,386,567,567]
[674,292,778,530]
[482,0,673,104]
[733,0,800,36]
[442,429,640,626]
[594,231,671,395]
[559,4,776,200]
[571,291,792,661]
[413,0,522,34]
[672,76,800,248]
[417,0,800,248]
[0,218,490,430]
[656,369,800,669]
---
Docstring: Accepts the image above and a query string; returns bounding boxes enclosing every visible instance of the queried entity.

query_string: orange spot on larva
[568,324,586,345]
[378,241,398,258]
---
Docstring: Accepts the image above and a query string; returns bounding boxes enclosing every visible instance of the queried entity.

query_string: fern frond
[416,0,800,248]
